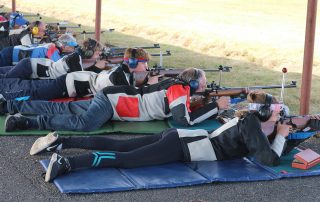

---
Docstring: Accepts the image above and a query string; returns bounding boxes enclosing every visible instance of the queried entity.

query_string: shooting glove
[307,119,320,131]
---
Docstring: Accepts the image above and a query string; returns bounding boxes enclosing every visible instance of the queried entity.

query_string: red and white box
[292,148,320,170]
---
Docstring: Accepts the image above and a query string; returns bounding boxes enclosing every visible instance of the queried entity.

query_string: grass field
[1,0,319,114]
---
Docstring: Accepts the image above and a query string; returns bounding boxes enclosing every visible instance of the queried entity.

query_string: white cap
[58,34,78,47]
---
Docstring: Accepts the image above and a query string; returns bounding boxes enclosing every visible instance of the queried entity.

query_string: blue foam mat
[38,124,319,194]
[40,149,320,194]
[187,158,278,182]
[119,163,208,189]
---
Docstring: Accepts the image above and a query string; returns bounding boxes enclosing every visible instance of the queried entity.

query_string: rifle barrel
[78,30,106,35]
[150,52,171,57]
[195,81,297,97]
[22,13,40,17]
[109,44,160,51]
[152,67,231,72]
[47,22,68,25]
[59,25,81,29]
[248,82,297,89]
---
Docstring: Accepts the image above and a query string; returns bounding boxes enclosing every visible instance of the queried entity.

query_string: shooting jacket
[104,78,219,126]
[0,28,32,51]
[65,64,131,97]
[176,113,286,166]
[12,43,61,65]
[29,52,83,79]
[0,21,9,38]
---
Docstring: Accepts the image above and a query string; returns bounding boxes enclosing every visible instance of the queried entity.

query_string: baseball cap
[58,34,78,47]
[10,12,29,27]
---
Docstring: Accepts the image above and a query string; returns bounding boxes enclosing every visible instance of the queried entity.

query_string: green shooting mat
[0,116,169,136]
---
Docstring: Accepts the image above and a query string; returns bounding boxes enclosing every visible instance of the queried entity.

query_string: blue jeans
[0,46,13,67]
[7,91,114,131]
[0,74,67,100]
[0,66,14,74]
[0,58,32,79]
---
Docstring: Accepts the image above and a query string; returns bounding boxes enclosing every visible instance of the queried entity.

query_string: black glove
[308,119,320,131]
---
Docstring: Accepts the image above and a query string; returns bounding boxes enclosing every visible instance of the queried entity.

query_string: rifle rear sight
[218,65,232,72]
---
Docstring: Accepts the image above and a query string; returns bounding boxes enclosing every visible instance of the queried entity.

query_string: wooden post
[12,0,16,12]
[95,0,102,42]
[300,0,317,115]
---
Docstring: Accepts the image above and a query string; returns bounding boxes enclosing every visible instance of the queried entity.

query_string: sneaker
[5,114,33,132]
[45,153,71,182]
[0,94,6,115]
[30,131,62,155]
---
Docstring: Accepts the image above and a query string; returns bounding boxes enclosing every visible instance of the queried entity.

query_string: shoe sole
[45,153,58,182]
[4,115,15,132]
[30,132,59,155]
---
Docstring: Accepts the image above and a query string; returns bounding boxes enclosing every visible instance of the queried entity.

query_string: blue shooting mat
[39,144,320,194]
[186,158,278,182]
[40,160,209,193]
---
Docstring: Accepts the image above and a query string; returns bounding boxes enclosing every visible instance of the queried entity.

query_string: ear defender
[32,21,40,35]
[257,93,273,122]
[189,69,200,90]
[128,48,138,68]
[84,49,94,58]
[123,48,148,68]
[83,38,97,59]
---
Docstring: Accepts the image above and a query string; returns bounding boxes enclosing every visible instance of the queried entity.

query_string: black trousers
[61,128,185,170]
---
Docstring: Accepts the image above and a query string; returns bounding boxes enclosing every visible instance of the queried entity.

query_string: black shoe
[30,131,62,155]
[64,52,83,72]
[45,153,71,182]
[0,94,6,115]
[5,114,32,132]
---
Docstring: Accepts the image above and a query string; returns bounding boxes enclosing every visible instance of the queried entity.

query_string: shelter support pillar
[95,0,102,42]
[12,0,16,12]
[300,0,317,115]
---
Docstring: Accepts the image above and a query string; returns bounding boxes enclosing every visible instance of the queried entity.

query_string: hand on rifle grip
[244,87,250,95]
[216,96,230,110]
[147,74,163,85]
[95,60,110,70]
[276,122,291,137]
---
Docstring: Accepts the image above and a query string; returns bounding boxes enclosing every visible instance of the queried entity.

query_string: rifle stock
[133,69,184,86]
